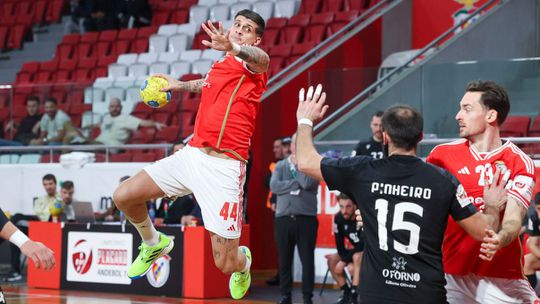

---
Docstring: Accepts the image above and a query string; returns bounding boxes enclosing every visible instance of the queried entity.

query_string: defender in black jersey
[524,193,540,289]
[329,193,364,304]
[294,85,506,304]
[352,111,384,159]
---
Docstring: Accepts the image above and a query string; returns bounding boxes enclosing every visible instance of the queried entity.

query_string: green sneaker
[229,246,252,300]
[127,233,174,279]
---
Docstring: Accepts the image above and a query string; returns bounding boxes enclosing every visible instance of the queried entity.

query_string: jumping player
[112,10,268,299]
[427,80,538,303]
[294,84,506,303]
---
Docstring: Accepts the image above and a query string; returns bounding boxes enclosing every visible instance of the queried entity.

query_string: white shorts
[144,145,246,239]
[445,273,539,304]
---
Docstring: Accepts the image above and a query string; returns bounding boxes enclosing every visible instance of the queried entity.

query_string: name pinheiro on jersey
[382,257,421,288]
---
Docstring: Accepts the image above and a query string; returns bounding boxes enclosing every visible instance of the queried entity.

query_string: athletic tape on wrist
[232,42,241,55]
[298,118,313,127]
[9,230,29,248]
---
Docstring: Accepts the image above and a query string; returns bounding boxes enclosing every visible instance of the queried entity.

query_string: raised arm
[296,85,329,181]
[155,73,206,94]
[201,21,269,74]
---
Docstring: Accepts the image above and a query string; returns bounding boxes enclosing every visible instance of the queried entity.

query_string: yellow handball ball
[49,200,64,216]
[140,76,171,108]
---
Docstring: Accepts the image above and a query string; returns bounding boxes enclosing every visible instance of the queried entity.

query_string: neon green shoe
[229,246,252,299]
[127,233,174,279]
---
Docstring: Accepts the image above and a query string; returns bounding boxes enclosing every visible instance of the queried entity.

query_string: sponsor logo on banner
[72,240,93,274]
[146,255,171,288]
[67,232,132,285]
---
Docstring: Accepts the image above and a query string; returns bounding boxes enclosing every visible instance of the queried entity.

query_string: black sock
[351,285,358,294]
[340,284,350,293]
[527,274,537,288]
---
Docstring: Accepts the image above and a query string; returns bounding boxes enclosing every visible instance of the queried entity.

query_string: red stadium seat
[321,0,345,12]
[299,0,322,14]
[130,38,149,53]
[118,28,138,40]
[0,26,8,50]
[177,0,198,9]
[109,153,132,162]
[61,34,80,45]
[345,0,371,11]
[41,153,61,163]
[132,151,156,162]
[137,26,158,38]
[45,0,64,24]
[154,126,180,142]
[80,32,99,44]
[330,10,359,34]
[131,127,156,143]
[152,112,171,125]
[500,116,530,137]
[151,10,171,27]
[6,24,26,49]
[270,44,293,57]
[287,41,317,64]
[170,9,189,24]
[529,116,540,136]
[33,0,47,25]
[98,30,118,42]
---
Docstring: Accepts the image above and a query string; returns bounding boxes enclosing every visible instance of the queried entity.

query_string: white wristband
[9,230,30,248]
[231,42,241,55]
[298,118,313,127]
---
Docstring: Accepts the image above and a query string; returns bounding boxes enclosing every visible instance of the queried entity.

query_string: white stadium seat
[158,24,179,37]
[81,111,102,128]
[275,0,296,18]
[198,0,219,6]
[190,6,210,28]
[0,154,19,164]
[201,49,224,61]
[168,34,190,53]
[180,50,202,62]
[117,53,138,65]
[253,1,275,21]
[126,86,142,104]
[158,52,181,63]
[192,59,213,75]
[108,64,128,78]
[149,62,170,75]
[128,63,149,78]
[105,87,126,101]
[230,3,252,17]
[113,76,136,88]
[137,52,159,64]
[149,35,169,53]
[93,77,114,89]
[210,4,230,21]
[170,61,192,79]
[19,154,41,164]
[84,87,105,104]
[177,23,197,37]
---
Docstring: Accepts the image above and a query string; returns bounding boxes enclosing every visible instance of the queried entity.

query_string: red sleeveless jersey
[427,139,536,279]
[189,53,268,160]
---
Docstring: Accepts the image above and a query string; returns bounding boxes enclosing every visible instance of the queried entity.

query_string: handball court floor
[1,272,342,304]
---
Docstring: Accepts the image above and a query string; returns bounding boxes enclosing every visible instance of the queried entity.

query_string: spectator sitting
[64,0,93,34]
[85,0,118,32]
[64,98,165,145]
[58,181,76,222]
[0,96,42,146]
[116,0,151,29]
[30,97,71,146]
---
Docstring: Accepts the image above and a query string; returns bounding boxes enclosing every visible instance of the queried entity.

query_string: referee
[294,84,508,303]
[0,207,55,303]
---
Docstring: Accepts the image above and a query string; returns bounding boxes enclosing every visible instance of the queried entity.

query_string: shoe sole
[128,238,174,280]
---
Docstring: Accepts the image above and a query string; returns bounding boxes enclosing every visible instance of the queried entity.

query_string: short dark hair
[43,174,57,184]
[45,97,58,105]
[26,96,40,105]
[281,136,292,145]
[235,9,265,36]
[534,193,540,206]
[373,111,384,118]
[382,105,423,151]
[337,193,350,201]
[120,176,130,183]
[61,180,74,190]
[466,80,510,126]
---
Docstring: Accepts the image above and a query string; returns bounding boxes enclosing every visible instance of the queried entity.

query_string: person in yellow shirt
[33,174,58,222]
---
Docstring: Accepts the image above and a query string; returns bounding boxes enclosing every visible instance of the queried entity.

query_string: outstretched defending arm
[295,84,329,181]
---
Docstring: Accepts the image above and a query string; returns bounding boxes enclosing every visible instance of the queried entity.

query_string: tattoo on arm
[236,46,269,73]
[178,79,205,93]
[498,219,522,247]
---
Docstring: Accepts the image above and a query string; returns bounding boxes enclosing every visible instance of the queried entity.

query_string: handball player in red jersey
[427,80,538,303]
[113,10,268,299]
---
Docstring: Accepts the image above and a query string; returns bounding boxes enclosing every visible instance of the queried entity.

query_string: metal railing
[313,0,502,133]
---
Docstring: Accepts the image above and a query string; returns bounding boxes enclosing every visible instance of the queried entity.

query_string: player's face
[44,101,57,118]
[339,199,357,220]
[109,101,122,117]
[273,140,284,159]
[455,92,492,139]
[371,116,383,141]
[229,16,261,47]
[60,187,74,204]
[43,179,56,196]
[26,100,38,116]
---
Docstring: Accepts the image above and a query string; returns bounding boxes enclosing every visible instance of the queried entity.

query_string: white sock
[131,216,160,246]
[240,248,251,273]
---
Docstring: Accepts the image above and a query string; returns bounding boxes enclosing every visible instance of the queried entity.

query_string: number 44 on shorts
[219,202,239,221]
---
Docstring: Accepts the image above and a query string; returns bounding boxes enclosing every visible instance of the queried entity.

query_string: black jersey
[334,212,364,263]
[353,137,383,159]
[321,155,477,304]
[525,205,540,237]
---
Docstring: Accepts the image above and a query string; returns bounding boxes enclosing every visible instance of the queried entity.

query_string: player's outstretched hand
[296,84,329,123]
[355,209,362,223]
[201,21,232,52]
[153,73,180,92]
[483,167,510,210]
[20,240,55,271]
[479,229,501,261]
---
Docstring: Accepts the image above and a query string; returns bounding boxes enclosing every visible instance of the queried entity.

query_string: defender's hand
[296,84,329,123]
